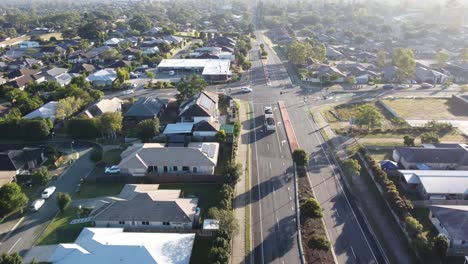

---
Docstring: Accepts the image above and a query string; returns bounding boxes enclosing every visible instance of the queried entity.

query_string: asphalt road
[0,146,94,256]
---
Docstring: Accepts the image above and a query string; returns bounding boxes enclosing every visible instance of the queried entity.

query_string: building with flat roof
[429,205,468,255]
[400,170,468,199]
[157,59,232,81]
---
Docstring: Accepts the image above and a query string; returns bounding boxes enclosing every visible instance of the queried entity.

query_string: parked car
[397,84,409,89]
[105,165,120,174]
[382,84,394,90]
[122,89,134,95]
[264,106,273,115]
[240,87,253,93]
[420,83,434,89]
[41,186,56,199]
[30,199,45,212]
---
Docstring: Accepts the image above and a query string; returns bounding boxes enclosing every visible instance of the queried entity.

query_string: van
[30,199,45,212]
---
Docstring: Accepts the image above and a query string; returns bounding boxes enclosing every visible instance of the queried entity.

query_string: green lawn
[382,98,468,120]
[190,236,214,264]
[73,182,125,200]
[214,143,233,175]
[36,207,90,245]
[367,149,393,162]
[158,183,221,218]
[103,149,123,166]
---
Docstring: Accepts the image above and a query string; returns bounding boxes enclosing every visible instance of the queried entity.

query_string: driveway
[0,147,95,256]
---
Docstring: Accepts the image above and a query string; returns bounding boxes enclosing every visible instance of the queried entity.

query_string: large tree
[136,119,160,142]
[56,192,71,213]
[292,149,309,166]
[343,159,361,176]
[0,183,28,216]
[288,40,312,66]
[98,112,123,138]
[55,96,85,121]
[116,67,130,84]
[354,104,383,129]
[0,252,22,264]
[129,14,153,32]
[393,48,416,82]
[207,207,239,239]
[175,74,207,102]
[436,51,451,68]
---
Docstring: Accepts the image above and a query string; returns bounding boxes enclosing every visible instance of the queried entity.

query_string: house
[53,73,75,86]
[400,170,468,200]
[428,205,468,255]
[19,41,40,49]
[23,228,195,264]
[142,46,160,55]
[123,96,168,123]
[43,67,68,80]
[104,38,125,47]
[118,142,219,176]
[178,91,219,124]
[392,144,468,170]
[84,98,123,118]
[86,69,117,87]
[5,74,45,90]
[302,64,346,83]
[7,68,39,79]
[24,101,58,122]
[69,63,96,74]
[108,60,132,69]
[122,47,141,60]
[0,147,46,181]
[445,63,468,84]
[192,120,220,137]
[68,51,101,64]
[93,184,199,229]
[40,46,66,57]
[415,66,448,84]
[147,27,163,35]
[326,46,345,60]
[163,35,183,44]
[157,59,232,81]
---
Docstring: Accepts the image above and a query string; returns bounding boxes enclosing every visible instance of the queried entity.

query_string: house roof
[24,228,195,264]
[44,67,68,78]
[85,98,123,118]
[118,142,219,169]
[157,59,231,75]
[400,170,468,195]
[124,96,168,118]
[0,147,43,171]
[429,205,468,242]
[395,147,468,166]
[192,120,220,132]
[87,69,117,83]
[24,101,58,121]
[7,68,39,79]
[178,91,218,118]
[69,63,96,74]
[163,123,194,134]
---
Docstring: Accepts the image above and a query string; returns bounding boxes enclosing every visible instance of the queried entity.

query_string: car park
[30,199,45,212]
[41,186,56,199]
[105,165,120,174]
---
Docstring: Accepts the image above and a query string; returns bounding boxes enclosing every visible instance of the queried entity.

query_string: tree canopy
[136,119,160,142]
[354,104,383,129]
[393,48,416,82]
[175,75,207,102]
[0,183,28,216]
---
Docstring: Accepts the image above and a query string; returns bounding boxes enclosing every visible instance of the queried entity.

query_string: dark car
[382,84,394,90]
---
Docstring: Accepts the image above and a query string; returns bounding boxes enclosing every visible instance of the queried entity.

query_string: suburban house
[156,59,232,82]
[19,41,40,49]
[92,184,199,229]
[84,98,123,118]
[178,91,219,124]
[415,66,448,84]
[69,63,96,74]
[302,64,346,83]
[123,96,168,123]
[5,74,45,89]
[445,62,468,84]
[24,101,58,122]
[86,69,117,87]
[400,170,468,200]
[104,38,126,47]
[392,144,468,170]
[118,142,219,176]
[428,205,468,255]
[24,228,195,264]
[326,46,345,60]
[0,147,46,184]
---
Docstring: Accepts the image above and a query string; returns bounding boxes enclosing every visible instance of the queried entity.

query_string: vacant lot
[382,98,468,120]
[325,102,396,130]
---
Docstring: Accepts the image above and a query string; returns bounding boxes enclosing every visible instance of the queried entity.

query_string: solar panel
[201,144,209,154]
[208,144,216,158]
[199,95,213,109]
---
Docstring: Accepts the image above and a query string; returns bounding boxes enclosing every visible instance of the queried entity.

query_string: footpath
[231,101,248,264]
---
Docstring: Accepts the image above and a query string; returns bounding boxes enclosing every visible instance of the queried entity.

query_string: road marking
[291,207,294,211]
[269,162,272,170]
[267,144,270,150]
[351,246,357,259]
[8,237,22,253]
[1,216,25,244]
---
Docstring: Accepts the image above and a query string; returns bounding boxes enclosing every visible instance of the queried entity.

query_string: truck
[264,106,276,132]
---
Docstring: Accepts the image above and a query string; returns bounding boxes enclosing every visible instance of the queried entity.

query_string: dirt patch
[382,98,468,120]
[297,167,334,264]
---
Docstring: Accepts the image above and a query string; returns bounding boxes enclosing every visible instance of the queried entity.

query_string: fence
[95,173,223,184]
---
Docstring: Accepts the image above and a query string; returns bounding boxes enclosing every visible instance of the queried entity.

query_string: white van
[30,199,45,212]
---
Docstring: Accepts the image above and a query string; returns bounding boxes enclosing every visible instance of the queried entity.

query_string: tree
[175,74,207,102]
[0,252,22,264]
[403,135,415,146]
[0,183,28,216]
[116,67,129,84]
[207,207,238,239]
[288,40,312,66]
[98,112,123,138]
[393,48,416,82]
[129,14,153,32]
[405,216,423,238]
[66,118,101,139]
[223,162,242,187]
[432,235,449,260]
[56,192,71,212]
[136,119,160,142]
[377,51,386,67]
[215,130,227,143]
[55,96,85,121]
[32,167,50,185]
[436,51,451,68]
[346,75,357,88]
[343,159,361,176]
[301,198,323,218]
[292,149,309,166]
[354,104,383,129]
[420,132,440,144]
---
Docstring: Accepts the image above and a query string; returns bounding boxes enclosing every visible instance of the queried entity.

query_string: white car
[264,106,273,116]
[421,83,434,89]
[30,199,45,212]
[41,186,56,199]
[397,84,409,89]
[240,87,253,93]
[122,89,134,95]
[168,70,175,76]
[105,165,120,174]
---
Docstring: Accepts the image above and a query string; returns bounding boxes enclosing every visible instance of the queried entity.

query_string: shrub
[420,132,440,144]
[308,235,331,250]
[300,197,323,218]
[31,167,50,185]
[292,149,309,166]
[233,120,241,137]
[56,192,71,212]
[90,149,103,162]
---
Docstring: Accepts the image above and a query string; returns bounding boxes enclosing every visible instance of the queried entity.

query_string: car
[168,70,175,76]
[264,106,273,115]
[30,199,45,212]
[240,87,253,93]
[105,165,120,174]
[131,83,138,88]
[420,83,434,89]
[382,84,394,90]
[122,89,134,95]
[397,84,409,89]
[41,186,56,199]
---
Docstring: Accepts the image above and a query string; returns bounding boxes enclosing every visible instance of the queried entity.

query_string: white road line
[8,237,21,253]
[269,162,272,170]
[251,103,265,264]
[351,246,357,259]
[267,144,270,151]
[10,217,24,233]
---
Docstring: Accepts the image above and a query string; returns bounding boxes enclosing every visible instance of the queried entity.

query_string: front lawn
[158,183,222,218]
[73,181,125,200]
[103,149,123,165]
[190,236,215,264]
[36,207,90,245]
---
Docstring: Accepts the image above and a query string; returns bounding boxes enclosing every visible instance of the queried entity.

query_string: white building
[86,69,117,86]
[24,101,58,122]
[19,41,40,49]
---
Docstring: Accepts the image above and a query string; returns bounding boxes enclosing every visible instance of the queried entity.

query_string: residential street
[0,147,94,256]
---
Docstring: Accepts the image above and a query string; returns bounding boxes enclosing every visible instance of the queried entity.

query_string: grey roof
[94,193,197,223]
[124,96,168,118]
[178,91,218,118]
[396,147,468,166]
[0,148,43,171]
[192,120,220,132]
[429,205,468,241]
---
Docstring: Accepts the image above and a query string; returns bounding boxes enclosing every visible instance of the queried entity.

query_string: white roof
[104,38,124,45]
[163,123,194,134]
[203,219,220,230]
[202,60,232,75]
[33,228,195,264]
[24,101,58,122]
[400,170,468,195]
[157,59,231,75]
[87,69,117,82]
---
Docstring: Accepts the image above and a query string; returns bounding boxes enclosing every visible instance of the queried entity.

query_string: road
[0,146,94,256]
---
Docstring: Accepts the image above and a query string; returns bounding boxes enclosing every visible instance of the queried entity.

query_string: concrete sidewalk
[231,100,249,264]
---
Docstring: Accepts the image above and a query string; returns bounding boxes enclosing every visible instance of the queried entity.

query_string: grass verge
[245,102,252,261]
